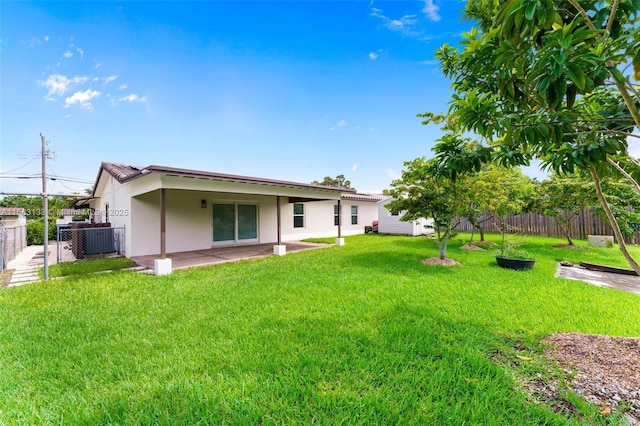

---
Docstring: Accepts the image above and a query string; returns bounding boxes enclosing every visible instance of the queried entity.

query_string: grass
[40,256,138,278]
[1,233,639,425]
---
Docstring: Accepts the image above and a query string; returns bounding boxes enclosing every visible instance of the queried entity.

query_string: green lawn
[41,257,138,279]
[1,233,639,425]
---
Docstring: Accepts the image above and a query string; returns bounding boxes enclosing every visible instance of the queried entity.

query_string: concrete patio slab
[132,241,330,271]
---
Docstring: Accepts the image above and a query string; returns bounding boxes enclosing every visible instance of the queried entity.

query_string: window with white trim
[334,204,340,226]
[351,205,358,225]
[293,203,304,228]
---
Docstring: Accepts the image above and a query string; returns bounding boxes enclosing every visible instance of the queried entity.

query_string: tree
[432,0,640,272]
[534,173,596,245]
[388,157,468,260]
[311,175,353,189]
[465,165,536,242]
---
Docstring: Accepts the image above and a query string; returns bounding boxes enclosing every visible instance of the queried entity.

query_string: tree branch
[605,0,620,32]
[606,158,640,196]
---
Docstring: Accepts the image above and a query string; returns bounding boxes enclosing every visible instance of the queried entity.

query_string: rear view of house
[87,162,382,260]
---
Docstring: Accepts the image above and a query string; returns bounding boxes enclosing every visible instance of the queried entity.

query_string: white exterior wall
[128,190,280,257]
[0,215,25,227]
[90,171,133,253]
[377,197,432,236]
[282,200,378,241]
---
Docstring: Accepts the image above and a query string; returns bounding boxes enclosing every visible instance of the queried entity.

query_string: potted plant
[495,238,537,270]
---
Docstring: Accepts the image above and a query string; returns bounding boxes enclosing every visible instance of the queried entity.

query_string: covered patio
[132,241,329,270]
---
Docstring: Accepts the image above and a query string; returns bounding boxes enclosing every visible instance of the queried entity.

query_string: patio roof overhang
[95,162,353,262]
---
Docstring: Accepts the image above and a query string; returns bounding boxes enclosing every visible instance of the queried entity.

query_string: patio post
[154,188,172,275]
[160,188,166,259]
[336,199,345,246]
[273,195,286,256]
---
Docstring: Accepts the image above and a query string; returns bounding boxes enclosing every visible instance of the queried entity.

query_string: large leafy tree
[388,157,468,260]
[534,173,596,245]
[464,164,535,242]
[434,0,640,272]
[311,175,353,189]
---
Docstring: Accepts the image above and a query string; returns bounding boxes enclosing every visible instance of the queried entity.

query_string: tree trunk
[476,224,486,241]
[589,166,640,274]
[555,216,573,245]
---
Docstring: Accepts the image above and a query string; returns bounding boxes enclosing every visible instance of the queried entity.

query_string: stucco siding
[129,190,281,256]
[377,198,431,236]
[282,200,378,241]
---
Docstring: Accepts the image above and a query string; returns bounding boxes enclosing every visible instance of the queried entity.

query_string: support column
[274,195,286,255]
[160,188,166,259]
[155,188,172,275]
[335,199,345,246]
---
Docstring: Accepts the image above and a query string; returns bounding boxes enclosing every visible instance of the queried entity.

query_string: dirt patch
[0,271,12,288]
[542,333,640,424]
[553,244,584,249]
[421,257,460,266]
[472,240,498,246]
[460,243,485,251]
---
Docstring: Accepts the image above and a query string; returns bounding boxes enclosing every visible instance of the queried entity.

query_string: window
[390,211,399,216]
[351,205,358,225]
[293,203,304,228]
[334,204,340,226]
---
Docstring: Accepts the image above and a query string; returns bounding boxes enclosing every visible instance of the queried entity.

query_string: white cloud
[369,52,379,60]
[94,62,101,70]
[104,75,118,84]
[38,74,88,97]
[118,84,128,90]
[352,163,358,172]
[65,89,101,110]
[44,35,50,42]
[371,7,418,35]
[63,50,73,58]
[422,0,441,22]
[329,119,347,131]
[385,168,401,180]
[77,47,84,59]
[119,93,146,103]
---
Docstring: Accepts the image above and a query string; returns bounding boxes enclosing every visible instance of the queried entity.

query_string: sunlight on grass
[41,257,138,278]
[2,233,639,424]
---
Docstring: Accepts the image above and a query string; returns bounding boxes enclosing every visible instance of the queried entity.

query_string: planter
[495,255,536,271]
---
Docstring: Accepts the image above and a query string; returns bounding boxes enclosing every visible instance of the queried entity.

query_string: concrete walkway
[6,242,75,287]
[556,263,640,296]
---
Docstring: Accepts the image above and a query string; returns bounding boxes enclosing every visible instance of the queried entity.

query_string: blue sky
[2,0,482,195]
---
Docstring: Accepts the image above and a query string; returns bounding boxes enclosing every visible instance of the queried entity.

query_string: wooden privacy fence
[455,209,640,244]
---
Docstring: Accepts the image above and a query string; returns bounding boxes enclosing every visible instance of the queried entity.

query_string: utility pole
[41,133,49,280]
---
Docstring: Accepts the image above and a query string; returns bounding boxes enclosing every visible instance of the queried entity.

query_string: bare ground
[460,243,485,251]
[542,333,640,424]
[421,257,460,266]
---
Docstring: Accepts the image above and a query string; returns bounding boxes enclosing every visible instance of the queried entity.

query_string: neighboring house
[88,162,380,257]
[57,209,91,225]
[0,208,26,227]
[377,197,432,236]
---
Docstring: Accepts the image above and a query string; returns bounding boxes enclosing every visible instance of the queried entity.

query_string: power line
[0,154,40,175]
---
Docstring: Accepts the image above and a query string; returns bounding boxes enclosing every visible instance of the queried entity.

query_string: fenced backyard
[0,224,27,272]
[455,208,640,244]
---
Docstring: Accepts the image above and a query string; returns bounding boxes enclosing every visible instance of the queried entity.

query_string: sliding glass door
[212,203,258,244]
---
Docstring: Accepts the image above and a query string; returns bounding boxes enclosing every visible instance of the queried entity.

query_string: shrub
[26,219,57,245]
